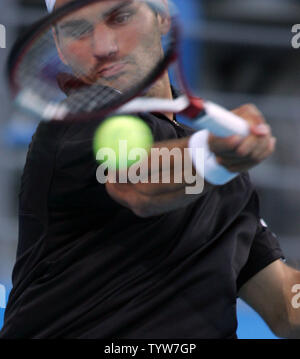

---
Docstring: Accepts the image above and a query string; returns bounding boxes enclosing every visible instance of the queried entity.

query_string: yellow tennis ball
[93,115,153,170]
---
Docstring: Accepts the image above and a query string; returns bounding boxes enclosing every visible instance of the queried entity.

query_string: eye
[110,12,133,26]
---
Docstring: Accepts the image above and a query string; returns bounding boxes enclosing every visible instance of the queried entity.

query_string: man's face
[54,0,169,91]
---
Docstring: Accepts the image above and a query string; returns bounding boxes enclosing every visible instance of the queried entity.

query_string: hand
[105,137,207,218]
[208,104,276,173]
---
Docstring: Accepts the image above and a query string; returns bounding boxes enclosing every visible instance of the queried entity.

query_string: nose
[92,23,119,59]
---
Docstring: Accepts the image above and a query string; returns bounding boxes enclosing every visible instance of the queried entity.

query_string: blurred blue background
[1,0,300,338]
[236,300,279,339]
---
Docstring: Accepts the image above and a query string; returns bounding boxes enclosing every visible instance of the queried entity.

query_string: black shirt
[0,112,284,339]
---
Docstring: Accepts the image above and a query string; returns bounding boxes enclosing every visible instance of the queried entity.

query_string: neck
[145,71,174,121]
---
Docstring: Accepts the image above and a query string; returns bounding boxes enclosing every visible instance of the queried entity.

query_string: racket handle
[195,102,250,138]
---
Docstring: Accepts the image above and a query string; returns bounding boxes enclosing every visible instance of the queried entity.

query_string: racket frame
[7,0,250,137]
[8,0,181,122]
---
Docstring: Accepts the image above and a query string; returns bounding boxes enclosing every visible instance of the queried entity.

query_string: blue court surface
[0,309,4,332]
[236,299,279,339]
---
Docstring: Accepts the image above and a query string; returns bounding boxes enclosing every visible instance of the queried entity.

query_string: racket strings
[15,26,123,118]
[63,84,122,114]
[16,30,67,113]
[11,0,176,121]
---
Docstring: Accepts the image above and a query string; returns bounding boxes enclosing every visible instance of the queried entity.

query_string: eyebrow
[102,0,135,19]
[58,1,135,30]
[58,19,89,31]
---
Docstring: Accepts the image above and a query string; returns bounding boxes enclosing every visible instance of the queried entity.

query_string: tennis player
[0,0,299,339]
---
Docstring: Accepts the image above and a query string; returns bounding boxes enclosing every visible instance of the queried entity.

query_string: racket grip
[195,102,250,138]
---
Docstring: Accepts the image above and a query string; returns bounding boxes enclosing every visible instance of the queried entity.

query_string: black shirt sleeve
[236,192,285,291]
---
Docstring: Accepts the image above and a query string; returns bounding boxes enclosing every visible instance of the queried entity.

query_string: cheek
[118,13,158,54]
[116,29,141,55]
[62,41,93,67]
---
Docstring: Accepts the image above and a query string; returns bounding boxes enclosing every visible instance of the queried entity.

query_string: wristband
[188,130,238,185]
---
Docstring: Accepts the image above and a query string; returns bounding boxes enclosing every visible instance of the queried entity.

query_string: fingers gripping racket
[8,0,250,138]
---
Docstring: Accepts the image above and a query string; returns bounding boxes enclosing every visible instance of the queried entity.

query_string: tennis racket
[8,0,250,138]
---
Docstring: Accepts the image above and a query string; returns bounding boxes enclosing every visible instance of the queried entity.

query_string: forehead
[55,0,136,10]
[55,0,145,24]
[55,0,75,8]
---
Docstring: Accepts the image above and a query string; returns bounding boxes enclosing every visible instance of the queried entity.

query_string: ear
[157,14,171,35]
[52,27,69,65]
[155,0,171,35]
